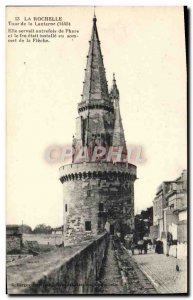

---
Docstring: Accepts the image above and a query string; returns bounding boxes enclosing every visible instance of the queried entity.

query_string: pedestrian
[155,240,163,254]
[144,241,148,254]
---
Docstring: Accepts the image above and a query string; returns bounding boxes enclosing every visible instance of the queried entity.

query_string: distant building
[6,225,22,253]
[152,183,168,240]
[52,226,64,235]
[151,170,187,258]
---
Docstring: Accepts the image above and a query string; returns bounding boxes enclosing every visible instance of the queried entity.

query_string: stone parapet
[59,162,137,183]
[7,233,109,294]
[78,99,114,113]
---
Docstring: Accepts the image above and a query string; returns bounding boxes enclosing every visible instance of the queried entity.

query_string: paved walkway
[96,239,156,294]
[96,239,124,294]
[132,251,187,294]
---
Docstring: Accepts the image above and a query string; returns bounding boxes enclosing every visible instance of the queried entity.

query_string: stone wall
[168,243,187,259]
[7,233,109,295]
[7,235,22,253]
[63,175,135,245]
[60,162,136,245]
[59,161,136,177]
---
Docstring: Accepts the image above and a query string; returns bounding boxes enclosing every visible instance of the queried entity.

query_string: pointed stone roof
[82,15,109,103]
[109,73,119,100]
[110,74,126,148]
[113,103,126,146]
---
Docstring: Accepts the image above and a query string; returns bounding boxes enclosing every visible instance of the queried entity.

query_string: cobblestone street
[95,238,187,295]
[132,250,187,294]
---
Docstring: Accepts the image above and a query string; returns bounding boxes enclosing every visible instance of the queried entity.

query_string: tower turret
[110,74,127,160]
[73,14,115,161]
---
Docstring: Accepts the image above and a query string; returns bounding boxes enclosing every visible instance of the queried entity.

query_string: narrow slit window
[65,204,67,212]
[85,221,91,231]
[99,203,104,212]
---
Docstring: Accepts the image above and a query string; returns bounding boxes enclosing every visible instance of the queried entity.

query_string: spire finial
[93,6,97,22]
[113,73,116,84]
[109,73,119,100]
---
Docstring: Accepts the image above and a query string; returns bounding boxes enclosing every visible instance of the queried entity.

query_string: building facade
[153,183,168,240]
[59,15,137,246]
[151,170,187,257]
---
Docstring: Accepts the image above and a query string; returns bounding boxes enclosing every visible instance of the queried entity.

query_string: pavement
[95,239,125,294]
[130,249,187,294]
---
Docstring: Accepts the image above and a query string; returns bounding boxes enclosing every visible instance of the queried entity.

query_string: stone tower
[59,14,137,246]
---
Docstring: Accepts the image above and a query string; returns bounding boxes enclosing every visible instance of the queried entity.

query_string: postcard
[6,6,188,295]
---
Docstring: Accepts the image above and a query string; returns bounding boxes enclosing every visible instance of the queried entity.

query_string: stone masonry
[59,14,137,246]
[7,233,109,294]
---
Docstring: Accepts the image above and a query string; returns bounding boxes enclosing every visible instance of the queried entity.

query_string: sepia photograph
[6,6,188,295]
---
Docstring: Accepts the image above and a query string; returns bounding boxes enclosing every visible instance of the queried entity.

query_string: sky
[7,6,187,229]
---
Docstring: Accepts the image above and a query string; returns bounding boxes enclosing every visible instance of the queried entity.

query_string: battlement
[78,99,114,113]
[59,162,137,183]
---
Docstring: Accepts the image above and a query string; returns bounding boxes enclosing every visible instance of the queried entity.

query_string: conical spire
[113,105,126,147]
[82,14,109,103]
[110,74,127,149]
[109,73,119,100]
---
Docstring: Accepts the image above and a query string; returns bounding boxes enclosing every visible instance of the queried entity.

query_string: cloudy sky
[7,6,186,228]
